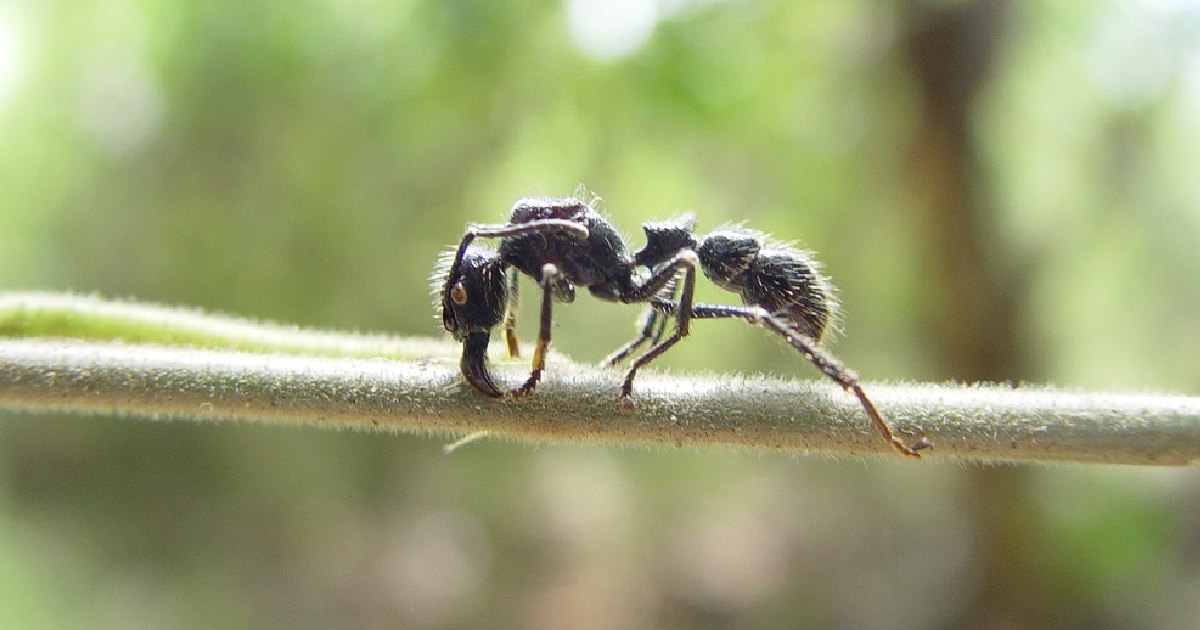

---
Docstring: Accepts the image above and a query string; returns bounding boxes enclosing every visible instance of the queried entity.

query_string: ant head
[432,245,508,397]
[697,229,761,288]
[634,214,697,268]
[435,245,508,339]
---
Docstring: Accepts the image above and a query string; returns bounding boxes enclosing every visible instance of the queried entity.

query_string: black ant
[433,194,931,458]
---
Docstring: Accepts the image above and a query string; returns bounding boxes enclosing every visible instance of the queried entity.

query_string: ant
[433,194,931,458]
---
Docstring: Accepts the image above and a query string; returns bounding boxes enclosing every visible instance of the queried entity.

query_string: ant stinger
[431,193,931,458]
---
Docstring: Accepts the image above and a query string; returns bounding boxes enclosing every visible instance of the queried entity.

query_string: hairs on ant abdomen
[433,194,930,457]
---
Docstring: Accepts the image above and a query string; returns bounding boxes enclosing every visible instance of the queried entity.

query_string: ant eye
[451,282,469,305]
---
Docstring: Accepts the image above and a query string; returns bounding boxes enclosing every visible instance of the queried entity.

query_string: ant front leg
[649,299,931,458]
[472,219,589,241]
[445,217,586,360]
[446,219,589,301]
[512,263,560,397]
[617,251,698,408]
[502,272,520,359]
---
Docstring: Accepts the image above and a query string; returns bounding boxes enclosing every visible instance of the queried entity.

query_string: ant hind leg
[647,275,679,346]
[649,300,931,458]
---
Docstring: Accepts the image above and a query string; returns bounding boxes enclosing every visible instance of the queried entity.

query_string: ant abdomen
[697,230,837,342]
[744,251,836,342]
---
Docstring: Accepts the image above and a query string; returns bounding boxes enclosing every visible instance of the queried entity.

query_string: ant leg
[442,232,479,302]
[618,254,698,407]
[601,275,679,368]
[757,314,930,458]
[620,250,697,302]
[513,263,559,397]
[445,219,589,305]
[601,307,659,368]
[503,272,520,359]
[650,299,931,458]
[647,276,679,345]
[444,217,586,359]
[471,219,589,241]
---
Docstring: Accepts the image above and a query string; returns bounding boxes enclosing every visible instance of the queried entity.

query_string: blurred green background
[2,0,1199,628]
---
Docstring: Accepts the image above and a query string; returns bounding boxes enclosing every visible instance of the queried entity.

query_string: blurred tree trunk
[899,3,1062,629]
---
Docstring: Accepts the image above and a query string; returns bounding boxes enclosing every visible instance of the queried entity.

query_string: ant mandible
[433,193,931,458]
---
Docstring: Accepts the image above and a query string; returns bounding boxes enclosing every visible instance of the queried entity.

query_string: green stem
[1,292,1198,464]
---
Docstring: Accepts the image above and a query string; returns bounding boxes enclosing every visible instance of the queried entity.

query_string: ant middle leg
[512,263,559,397]
[601,275,679,368]
[649,299,931,458]
[617,255,698,408]
[601,307,658,368]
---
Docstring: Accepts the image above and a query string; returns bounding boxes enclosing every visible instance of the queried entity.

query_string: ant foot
[511,372,541,398]
[893,436,933,458]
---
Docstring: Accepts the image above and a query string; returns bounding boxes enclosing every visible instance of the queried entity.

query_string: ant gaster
[433,194,931,458]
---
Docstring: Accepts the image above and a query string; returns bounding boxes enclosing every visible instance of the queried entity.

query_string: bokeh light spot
[0,13,24,108]
[74,52,164,157]
[565,0,659,61]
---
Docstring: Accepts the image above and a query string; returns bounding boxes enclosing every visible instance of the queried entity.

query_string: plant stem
[1,292,1197,464]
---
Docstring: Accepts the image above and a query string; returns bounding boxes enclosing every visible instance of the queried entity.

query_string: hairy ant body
[433,194,930,457]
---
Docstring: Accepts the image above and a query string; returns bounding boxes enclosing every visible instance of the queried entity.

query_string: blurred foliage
[1,0,1199,628]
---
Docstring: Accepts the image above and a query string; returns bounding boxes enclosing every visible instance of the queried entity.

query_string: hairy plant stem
[1,292,1197,465]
